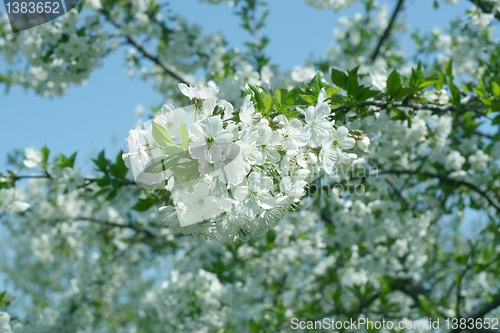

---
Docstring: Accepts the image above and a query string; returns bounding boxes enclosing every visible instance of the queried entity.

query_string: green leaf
[308,72,327,94]
[278,105,289,114]
[264,96,277,114]
[460,81,470,94]
[395,87,416,101]
[275,89,288,106]
[480,96,492,106]
[68,152,77,168]
[94,187,109,198]
[472,86,486,97]
[96,178,111,187]
[0,291,7,307]
[41,145,50,168]
[491,81,500,98]
[55,152,77,168]
[299,94,317,104]
[132,196,158,211]
[330,94,346,104]
[418,79,440,89]
[409,62,424,89]
[246,84,269,111]
[418,294,432,311]
[356,88,379,103]
[450,83,461,104]
[161,145,185,157]
[493,114,500,125]
[491,102,500,112]
[284,111,300,119]
[346,67,360,97]
[152,121,175,147]
[106,189,118,201]
[325,87,341,96]
[144,155,183,174]
[109,150,128,179]
[390,107,408,121]
[331,68,348,89]
[93,150,109,174]
[445,59,453,80]
[386,70,402,99]
[180,125,190,150]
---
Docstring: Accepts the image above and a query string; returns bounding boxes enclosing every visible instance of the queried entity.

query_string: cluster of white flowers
[141,269,229,331]
[421,5,498,79]
[0,10,108,96]
[1,0,500,331]
[21,147,85,192]
[23,147,43,168]
[0,312,12,333]
[290,65,317,83]
[325,5,406,70]
[305,0,359,12]
[123,82,365,243]
[83,0,102,11]
[468,5,495,29]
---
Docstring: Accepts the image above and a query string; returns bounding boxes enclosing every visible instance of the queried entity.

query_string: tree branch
[74,217,157,239]
[469,294,500,320]
[124,36,192,85]
[370,0,405,61]
[449,293,500,332]
[307,168,500,212]
[1,173,137,188]
[468,0,500,21]
[385,175,420,217]
[336,98,482,115]
[99,8,192,85]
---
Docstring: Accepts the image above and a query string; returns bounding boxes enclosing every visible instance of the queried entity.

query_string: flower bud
[213,105,225,116]
[0,312,10,326]
[194,98,204,110]
[357,136,370,152]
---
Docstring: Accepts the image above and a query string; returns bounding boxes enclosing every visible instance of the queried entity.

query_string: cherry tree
[0,0,499,332]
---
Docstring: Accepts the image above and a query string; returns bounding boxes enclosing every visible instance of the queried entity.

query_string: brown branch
[449,294,500,333]
[370,0,405,61]
[336,99,482,115]
[466,293,500,321]
[74,217,157,239]
[468,0,500,21]
[124,36,192,85]
[307,168,500,212]
[100,9,192,85]
[2,173,136,188]
[385,175,420,217]
[456,265,471,318]
[384,169,500,212]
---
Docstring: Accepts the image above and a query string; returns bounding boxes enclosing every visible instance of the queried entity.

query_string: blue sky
[0,0,475,173]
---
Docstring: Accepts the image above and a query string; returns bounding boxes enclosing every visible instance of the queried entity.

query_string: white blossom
[23,147,43,168]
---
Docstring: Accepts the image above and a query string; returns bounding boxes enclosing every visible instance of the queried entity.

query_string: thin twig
[449,293,500,333]
[308,168,500,212]
[468,0,500,21]
[2,173,137,188]
[336,99,481,115]
[124,36,192,85]
[456,265,471,318]
[370,0,405,61]
[74,217,157,239]
[385,175,420,217]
